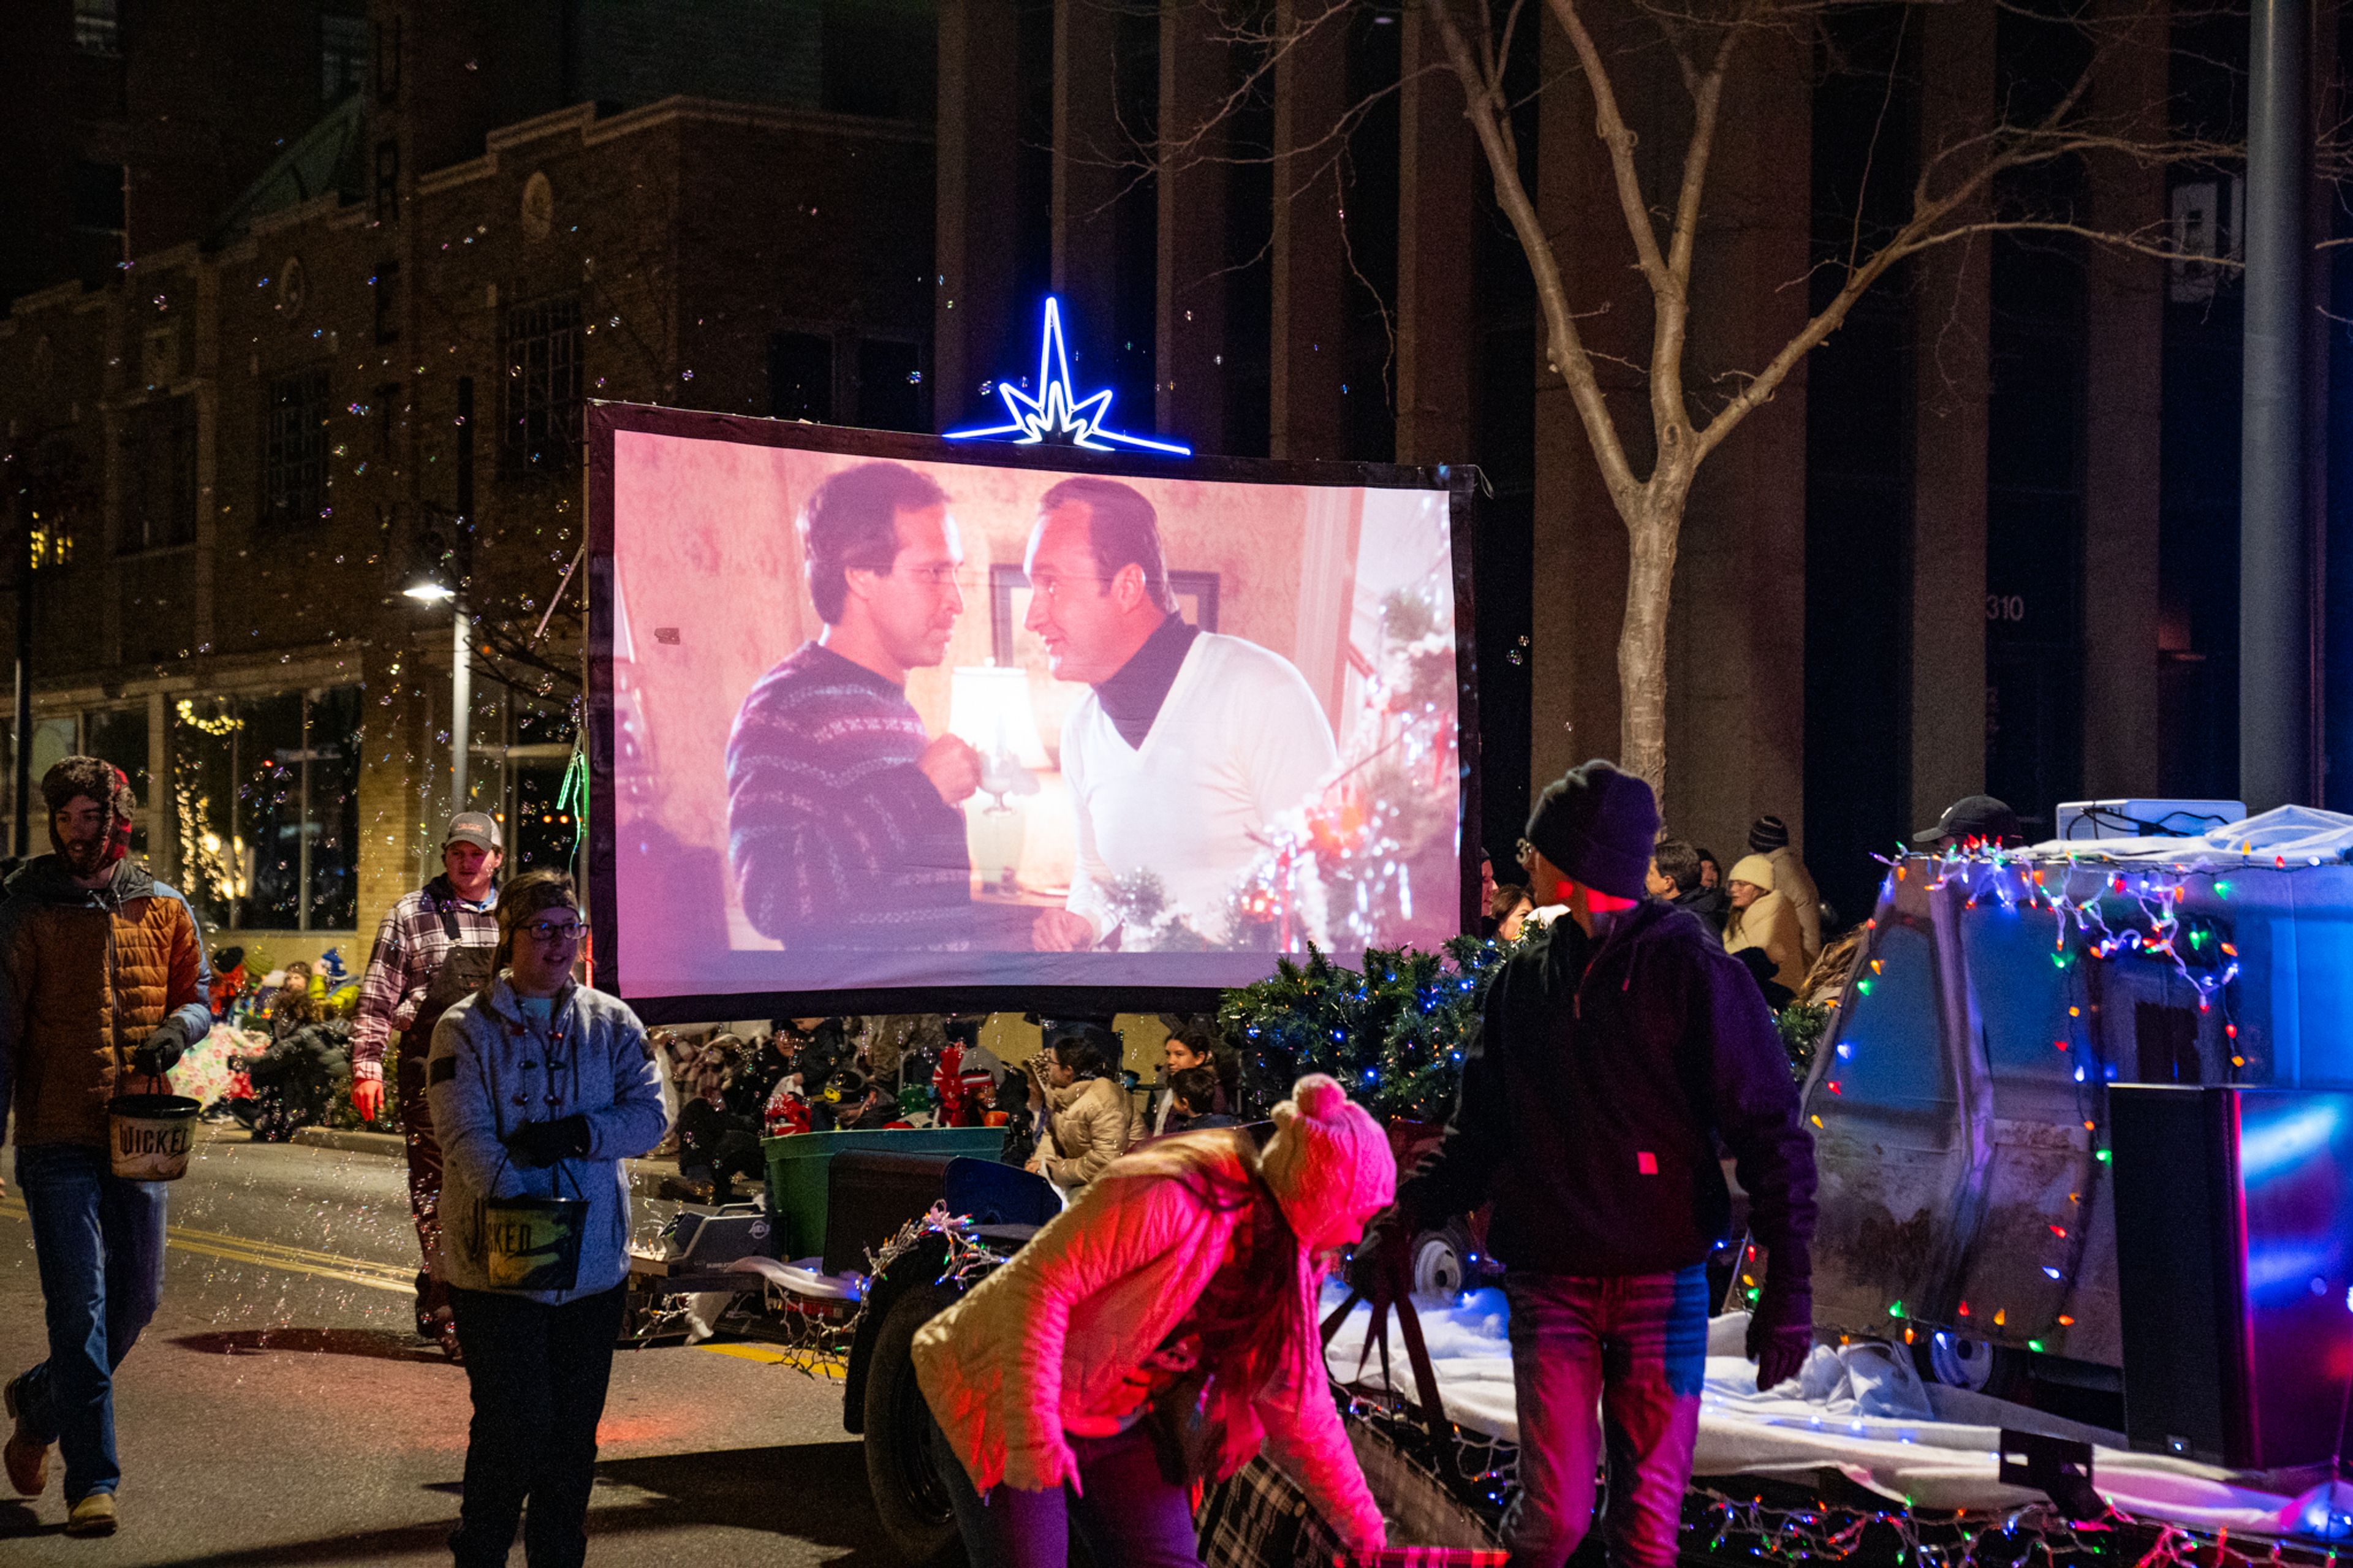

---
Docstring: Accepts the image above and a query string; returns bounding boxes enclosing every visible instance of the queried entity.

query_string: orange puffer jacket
[0,854,212,1149]
[911,1131,1386,1551]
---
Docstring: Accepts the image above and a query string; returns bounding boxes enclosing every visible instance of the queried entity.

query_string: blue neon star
[947,297,1192,456]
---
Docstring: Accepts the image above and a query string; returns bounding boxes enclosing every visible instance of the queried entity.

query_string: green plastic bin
[760,1127,1005,1262]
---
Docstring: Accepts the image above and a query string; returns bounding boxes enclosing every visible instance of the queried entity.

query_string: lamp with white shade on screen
[948,665,1046,893]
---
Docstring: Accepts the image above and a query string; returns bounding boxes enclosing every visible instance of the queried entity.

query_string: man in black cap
[349,811,503,1357]
[1916,793,2023,850]
[1360,760,1817,1568]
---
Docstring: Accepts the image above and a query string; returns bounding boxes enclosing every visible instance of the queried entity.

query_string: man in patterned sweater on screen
[728,460,1043,952]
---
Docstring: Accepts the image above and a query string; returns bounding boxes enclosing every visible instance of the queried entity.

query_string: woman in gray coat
[427,871,672,1568]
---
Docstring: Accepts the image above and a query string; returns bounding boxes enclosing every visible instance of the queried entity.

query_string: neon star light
[946,297,1192,456]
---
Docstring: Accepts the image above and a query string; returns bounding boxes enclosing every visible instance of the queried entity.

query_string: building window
[261,368,330,530]
[856,337,928,433]
[476,691,580,877]
[374,138,399,222]
[321,11,368,103]
[0,707,151,862]
[374,14,400,105]
[23,437,89,569]
[374,381,401,459]
[121,397,196,553]
[69,160,125,287]
[173,686,363,933]
[769,331,835,422]
[73,0,119,55]
[502,295,582,475]
[373,259,400,344]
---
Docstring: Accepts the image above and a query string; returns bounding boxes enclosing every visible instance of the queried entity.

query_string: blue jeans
[10,1143,169,1502]
[930,1414,1202,1568]
[1502,1267,1708,1568]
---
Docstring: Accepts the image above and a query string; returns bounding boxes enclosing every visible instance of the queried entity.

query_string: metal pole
[452,604,471,811]
[296,692,313,931]
[452,373,474,813]
[2240,0,2312,810]
[13,555,31,860]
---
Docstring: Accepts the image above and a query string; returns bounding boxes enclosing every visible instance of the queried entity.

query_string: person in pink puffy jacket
[912,1074,1394,1567]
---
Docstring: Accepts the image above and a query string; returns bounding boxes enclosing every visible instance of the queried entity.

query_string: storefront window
[0,708,151,861]
[479,691,578,876]
[173,685,362,931]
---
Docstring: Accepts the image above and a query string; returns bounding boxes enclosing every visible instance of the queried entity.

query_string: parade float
[584,304,2353,1567]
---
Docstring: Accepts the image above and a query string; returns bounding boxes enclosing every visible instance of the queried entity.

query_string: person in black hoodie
[1358,760,1816,1568]
[1646,837,1727,937]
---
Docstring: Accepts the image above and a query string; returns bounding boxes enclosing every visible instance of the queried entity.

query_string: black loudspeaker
[821,1151,959,1276]
[2111,1085,2353,1471]
[2110,1086,2239,1464]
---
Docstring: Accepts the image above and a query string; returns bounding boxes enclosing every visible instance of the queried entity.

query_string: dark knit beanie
[1524,760,1660,901]
[1749,815,1790,853]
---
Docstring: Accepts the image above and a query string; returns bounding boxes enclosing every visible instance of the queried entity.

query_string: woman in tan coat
[1722,852,1808,994]
[1025,1031,1132,1191]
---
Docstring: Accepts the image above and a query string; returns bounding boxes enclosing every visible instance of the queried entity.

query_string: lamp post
[403,575,469,812]
[406,373,476,815]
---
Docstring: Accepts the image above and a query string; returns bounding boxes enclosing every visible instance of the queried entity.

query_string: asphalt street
[0,1131,895,1567]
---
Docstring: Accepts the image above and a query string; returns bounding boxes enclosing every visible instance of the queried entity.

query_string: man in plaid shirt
[349,812,501,1352]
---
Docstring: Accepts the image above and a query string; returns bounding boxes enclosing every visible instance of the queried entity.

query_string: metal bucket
[480,1195,587,1292]
[107,1093,200,1181]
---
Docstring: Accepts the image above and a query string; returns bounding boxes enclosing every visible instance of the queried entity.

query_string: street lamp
[403,567,471,814]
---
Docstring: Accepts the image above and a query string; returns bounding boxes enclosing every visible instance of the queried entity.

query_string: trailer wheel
[1411,1224,1472,1299]
[1916,1330,2024,1400]
[862,1282,965,1568]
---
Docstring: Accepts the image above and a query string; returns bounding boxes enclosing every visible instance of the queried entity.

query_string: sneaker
[64,1491,117,1537]
[1,1376,47,1498]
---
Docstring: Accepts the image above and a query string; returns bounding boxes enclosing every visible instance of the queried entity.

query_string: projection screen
[587,403,1477,1021]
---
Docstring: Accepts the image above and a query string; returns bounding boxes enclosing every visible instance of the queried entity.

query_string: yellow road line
[167,1222,414,1279]
[0,1196,411,1295]
[697,1342,789,1363]
[152,1235,412,1295]
[695,1343,845,1376]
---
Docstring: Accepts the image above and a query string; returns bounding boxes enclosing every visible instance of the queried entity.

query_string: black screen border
[585,401,1482,1026]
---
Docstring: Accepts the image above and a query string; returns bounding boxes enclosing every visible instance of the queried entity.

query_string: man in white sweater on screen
[1025,478,1338,952]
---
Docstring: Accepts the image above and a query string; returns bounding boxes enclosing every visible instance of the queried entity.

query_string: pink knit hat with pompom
[1257,1074,1395,1250]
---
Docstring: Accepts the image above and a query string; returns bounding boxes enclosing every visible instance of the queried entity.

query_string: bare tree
[1160,0,2221,809]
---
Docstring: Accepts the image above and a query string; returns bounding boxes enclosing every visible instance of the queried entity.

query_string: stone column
[1269,0,1346,460]
[1665,20,1811,849]
[354,640,435,944]
[1395,7,1476,467]
[936,0,1022,433]
[1908,0,1994,831]
[1053,0,1123,385]
[1156,5,1229,450]
[2080,0,2168,797]
[1528,3,1639,797]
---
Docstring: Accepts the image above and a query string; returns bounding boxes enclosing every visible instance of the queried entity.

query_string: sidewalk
[290,1126,689,1202]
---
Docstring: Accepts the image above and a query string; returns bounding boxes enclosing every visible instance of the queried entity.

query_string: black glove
[1346,1209,1414,1308]
[131,1019,189,1077]
[507,1114,591,1168]
[1747,1284,1813,1392]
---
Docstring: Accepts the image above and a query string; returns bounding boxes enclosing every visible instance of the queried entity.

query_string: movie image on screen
[596,410,1465,1006]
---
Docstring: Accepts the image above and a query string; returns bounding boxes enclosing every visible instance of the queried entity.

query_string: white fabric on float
[1320,1283,2315,1538]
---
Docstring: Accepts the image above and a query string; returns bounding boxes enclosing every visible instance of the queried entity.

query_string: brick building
[0,0,2335,953]
[0,0,933,962]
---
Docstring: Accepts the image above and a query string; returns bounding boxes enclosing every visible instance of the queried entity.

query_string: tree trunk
[1616,484,1687,812]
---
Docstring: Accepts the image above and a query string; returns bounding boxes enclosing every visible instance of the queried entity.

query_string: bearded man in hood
[0,756,213,1537]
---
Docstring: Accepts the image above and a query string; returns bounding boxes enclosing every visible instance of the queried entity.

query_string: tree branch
[1417,0,1642,504]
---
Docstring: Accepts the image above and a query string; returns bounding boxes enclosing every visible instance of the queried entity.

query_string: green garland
[1216,932,1829,1118]
[1218,934,1511,1123]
